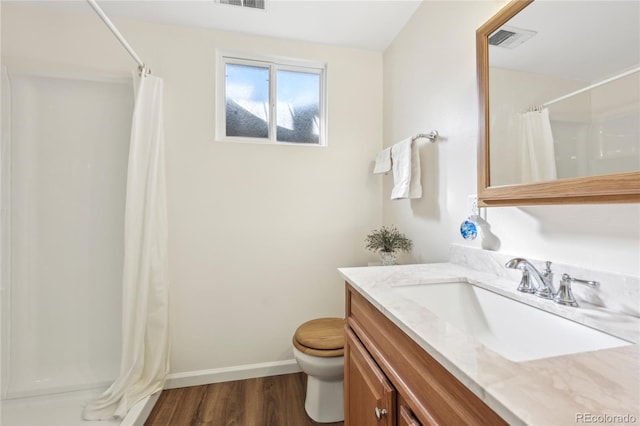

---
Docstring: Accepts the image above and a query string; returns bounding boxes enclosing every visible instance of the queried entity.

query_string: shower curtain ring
[138,65,151,77]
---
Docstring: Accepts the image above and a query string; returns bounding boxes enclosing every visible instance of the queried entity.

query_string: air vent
[219,0,266,10]
[489,25,536,49]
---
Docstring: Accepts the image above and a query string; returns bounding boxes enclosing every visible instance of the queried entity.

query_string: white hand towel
[391,138,422,200]
[373,147,392,174]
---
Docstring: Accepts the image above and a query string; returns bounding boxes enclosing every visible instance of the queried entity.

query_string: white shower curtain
[83,72,170,420]
[519,107,557,183]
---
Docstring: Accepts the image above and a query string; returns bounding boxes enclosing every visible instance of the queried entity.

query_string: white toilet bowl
[293,347,344,423]
[292,317,345,423]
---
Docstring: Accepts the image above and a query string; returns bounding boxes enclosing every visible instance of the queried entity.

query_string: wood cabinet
[345,328,396,425]
[345,284,507,426]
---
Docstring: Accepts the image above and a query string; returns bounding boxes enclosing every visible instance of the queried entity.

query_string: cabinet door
[345,328,396,426]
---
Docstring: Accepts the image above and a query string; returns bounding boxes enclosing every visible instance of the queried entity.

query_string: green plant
[365,225,413,254]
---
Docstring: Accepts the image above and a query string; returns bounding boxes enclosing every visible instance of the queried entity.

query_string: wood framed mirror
[476,0,640,206]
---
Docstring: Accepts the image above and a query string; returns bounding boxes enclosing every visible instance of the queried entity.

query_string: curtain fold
[519,107,557,183]
[83,72,170,420]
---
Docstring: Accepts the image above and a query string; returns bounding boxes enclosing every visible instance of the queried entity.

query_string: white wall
[383,1,640,277]
[2,4,383,375]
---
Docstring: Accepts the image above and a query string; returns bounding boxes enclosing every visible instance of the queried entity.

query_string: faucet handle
[553,273,599,307]
[561,273,599,288]
[517,269,536,294]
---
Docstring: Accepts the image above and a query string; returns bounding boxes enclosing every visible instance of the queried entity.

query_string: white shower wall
[1,72,133,399]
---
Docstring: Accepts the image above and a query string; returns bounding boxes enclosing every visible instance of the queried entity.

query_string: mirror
[477,0,640,206]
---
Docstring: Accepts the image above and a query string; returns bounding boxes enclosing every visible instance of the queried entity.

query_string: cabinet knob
[374,407,388,421]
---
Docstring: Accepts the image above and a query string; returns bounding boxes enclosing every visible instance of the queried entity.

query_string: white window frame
[216,50,327,146]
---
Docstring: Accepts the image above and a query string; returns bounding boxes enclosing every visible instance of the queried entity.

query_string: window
[217,51,326,145]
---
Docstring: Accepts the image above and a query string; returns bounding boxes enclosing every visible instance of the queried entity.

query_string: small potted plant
[365,225,413,266]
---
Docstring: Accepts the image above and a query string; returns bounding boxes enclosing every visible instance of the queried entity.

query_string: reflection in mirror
[488,1,640,187]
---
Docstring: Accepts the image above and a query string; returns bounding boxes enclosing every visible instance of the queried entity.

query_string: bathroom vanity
[340,247,639,425]
[345,284,506,425]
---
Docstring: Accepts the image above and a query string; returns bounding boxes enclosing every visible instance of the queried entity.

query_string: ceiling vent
[219,0,266,11]
[489,25,536,49]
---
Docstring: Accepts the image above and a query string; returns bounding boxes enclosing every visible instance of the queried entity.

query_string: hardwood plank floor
[145,373,344,426]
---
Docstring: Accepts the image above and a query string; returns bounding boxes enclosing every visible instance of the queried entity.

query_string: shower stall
[2,1,169,423]
[0,69,142,426]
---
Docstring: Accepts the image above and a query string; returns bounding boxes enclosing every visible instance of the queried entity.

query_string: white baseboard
[164,359,302,390]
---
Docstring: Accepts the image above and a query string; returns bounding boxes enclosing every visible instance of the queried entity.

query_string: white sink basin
[393,281,631,362]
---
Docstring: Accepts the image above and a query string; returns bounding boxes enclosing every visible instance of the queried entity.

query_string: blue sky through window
[224,60,322,143]
[226,63,269,103]
[277,70,319,108]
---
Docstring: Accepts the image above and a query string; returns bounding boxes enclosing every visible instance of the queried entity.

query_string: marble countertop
[338,263,640,425]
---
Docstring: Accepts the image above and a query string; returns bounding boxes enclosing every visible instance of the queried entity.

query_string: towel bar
[411,131,438,143]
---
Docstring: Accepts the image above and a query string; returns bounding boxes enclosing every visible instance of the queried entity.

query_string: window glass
[225,63,270,138]
[218,52,326,145]
[276,70,320,144]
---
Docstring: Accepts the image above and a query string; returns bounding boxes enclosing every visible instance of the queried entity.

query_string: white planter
[379,251,397,266]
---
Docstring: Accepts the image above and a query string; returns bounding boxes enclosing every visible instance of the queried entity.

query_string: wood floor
[145,373,344,426]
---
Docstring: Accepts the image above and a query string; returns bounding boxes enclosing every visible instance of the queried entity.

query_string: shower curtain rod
[86,0,149,74]
[543,66,640,107]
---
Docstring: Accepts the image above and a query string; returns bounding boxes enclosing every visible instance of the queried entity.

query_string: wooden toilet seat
[293,317,345,357]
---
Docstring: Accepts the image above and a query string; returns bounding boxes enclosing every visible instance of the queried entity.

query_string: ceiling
[23,0,423,51]
[489,0,640,82]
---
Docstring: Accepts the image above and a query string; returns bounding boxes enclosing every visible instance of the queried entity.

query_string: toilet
[292,317,345,423]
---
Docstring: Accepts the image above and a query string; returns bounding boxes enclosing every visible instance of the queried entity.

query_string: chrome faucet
[506,258,600,307]
[505,258,555,299]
